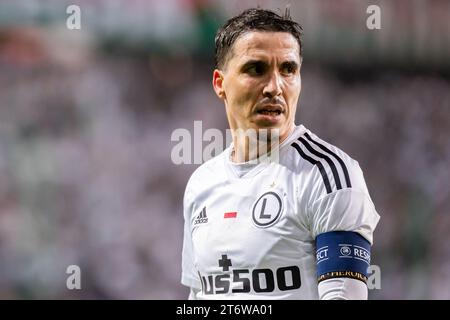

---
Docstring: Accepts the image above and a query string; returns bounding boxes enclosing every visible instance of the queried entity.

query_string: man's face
[213,31,302,141]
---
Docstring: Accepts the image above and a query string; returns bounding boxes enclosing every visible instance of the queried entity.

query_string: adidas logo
[194,207,208,225]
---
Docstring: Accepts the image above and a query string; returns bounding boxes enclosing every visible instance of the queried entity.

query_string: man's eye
[246,64,266,75]
[281,64,296,75]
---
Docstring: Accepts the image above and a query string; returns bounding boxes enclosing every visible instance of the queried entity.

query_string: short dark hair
[214,8,303,70]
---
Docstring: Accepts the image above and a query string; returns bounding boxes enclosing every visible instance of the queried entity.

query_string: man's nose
[263,71,282,98]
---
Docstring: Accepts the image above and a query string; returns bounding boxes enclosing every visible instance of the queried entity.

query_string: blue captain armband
[316,231,371,284]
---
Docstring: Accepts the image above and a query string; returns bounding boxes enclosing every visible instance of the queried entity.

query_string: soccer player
[181,8,380,299]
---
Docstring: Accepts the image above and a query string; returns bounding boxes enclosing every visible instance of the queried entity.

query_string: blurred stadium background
[0,0,449,299]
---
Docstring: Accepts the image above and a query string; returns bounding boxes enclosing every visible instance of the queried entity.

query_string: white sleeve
[308,162,380,243]
[310,188,379,243]
[181,183,202,291]
[308,162,379,294]
[318,278,368,300]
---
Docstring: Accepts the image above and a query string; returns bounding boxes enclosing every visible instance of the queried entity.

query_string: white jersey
[181,125,380,299]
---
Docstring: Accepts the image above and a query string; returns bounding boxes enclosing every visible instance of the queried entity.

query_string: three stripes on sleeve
[291,133,352,194]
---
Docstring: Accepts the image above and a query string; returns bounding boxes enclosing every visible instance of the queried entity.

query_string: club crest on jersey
[251,191,284,228]
[194,206,208,225]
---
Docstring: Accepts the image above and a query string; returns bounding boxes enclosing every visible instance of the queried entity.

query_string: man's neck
[230,125,295,163]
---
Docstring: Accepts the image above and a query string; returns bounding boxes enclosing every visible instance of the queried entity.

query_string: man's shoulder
[185,148,229,192]
[284,126,358,166]
[284,126,367,194]
[300,128,358,165]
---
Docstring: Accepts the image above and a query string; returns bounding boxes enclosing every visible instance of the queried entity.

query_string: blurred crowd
[0,0,449,299]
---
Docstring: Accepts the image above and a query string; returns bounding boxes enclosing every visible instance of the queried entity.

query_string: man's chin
[250,122,294,143]
[253,113,284,127]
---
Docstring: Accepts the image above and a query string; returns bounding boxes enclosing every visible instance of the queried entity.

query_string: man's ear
[212,69,226,100]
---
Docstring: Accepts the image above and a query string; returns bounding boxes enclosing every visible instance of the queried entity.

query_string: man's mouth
[256,105,283,116]
[258,110,282,116]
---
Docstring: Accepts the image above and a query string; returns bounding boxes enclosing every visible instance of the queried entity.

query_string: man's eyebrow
[240,59,267,68]
[240,59,300,68]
